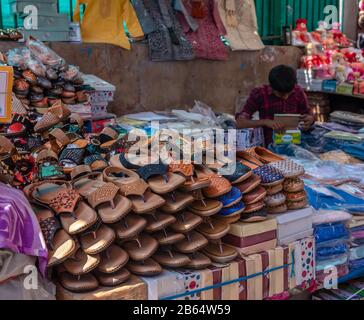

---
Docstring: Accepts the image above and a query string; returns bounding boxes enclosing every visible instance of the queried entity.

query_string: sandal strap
[119,153,141,170]
[0,136,16,155]
[48,101,71,119]
[39,216,61,249]
[99,127,118,144]
[70,165,93,181]
[169,162,194,177]
[36,149,59,164]
[136,163,167,181]
[84,155,108,167]
[49,128,71,153]
[59,148,85,166]
[87,182,119,209]
[70,113,84,128]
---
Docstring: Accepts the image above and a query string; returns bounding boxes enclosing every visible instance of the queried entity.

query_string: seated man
[236,64,315,146]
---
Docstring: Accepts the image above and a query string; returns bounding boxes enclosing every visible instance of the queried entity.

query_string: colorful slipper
[265,193,286,207]
[137,163,186,195]
[63,249,100,276]
[265,183,284,195]
[245,147,285,164]
[169,161,211,192]
[223,162,253,184]
[284,190,307,203]
[270,159,305,178]
[217,187,243,208]
[96,245,129,274]
[242,186,267,205]
[240,210,268,223]
[34,102,71,133]
[243,201,265,214]
[253,165,284,187]
[95,268,131,287]
[195,165,232,198]
[126,258,162,277]
[267,203,288,214]
[286,198,308,210]
[236,174,261,194]
[59,273,99,293]
[237,151,264,169]
[283,178,305,193]
[84,155,109,172]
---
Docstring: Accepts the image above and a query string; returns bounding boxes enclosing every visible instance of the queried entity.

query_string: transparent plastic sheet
[26,37,66,69]
[314,222,350,244]
[7,47,48,77]
[59,65,82,82]
[312,210,352,226]
[190,100,219,125]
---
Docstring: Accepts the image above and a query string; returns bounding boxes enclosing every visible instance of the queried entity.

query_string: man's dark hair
[269,65,297,93]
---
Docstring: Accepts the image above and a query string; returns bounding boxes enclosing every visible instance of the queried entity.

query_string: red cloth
[178,0,228,60]
[236,85,312,145]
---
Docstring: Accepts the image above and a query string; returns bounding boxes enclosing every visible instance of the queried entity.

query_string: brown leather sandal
[202,241,238,264]
[59,272,99,293]
[80,222,116,255]
[160,191,195,214]
[174,230,208,254]
[236,174,261,194]
[33,205,77,267]
[34,102,71,133]
[121,234,159,262]
[63,248,100,275]
[153,249,191,268]
[189,198,223,217]
[73,166,132,224]
[169,161,211,192]
[170,211,203,233]
[112,214,147,240]
[144,212,177,233]
[196,218,230,240]
[153,229,185,246]
[103,167,165,214]
[195,165,232,198]
[126,258,162,277]
[242,186,267,205]
[186,252,212,270]
[94,268,131,287]
[244,147,285,164]
[96,244,129,274]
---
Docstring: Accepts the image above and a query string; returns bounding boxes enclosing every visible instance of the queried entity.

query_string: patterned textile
[144,0,195,61]
[177,0,228,60]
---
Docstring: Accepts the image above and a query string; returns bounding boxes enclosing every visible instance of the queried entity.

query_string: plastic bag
[6,47,32,70]
[316,240,350,261]
[314,222,350,244]
[26,37,66,69]
[190,101,219,125]
[59,65,82,82]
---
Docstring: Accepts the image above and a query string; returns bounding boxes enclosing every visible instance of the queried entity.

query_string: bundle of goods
[348,217,364,273]
[7,37,86,111]
[312,279,364,300]
[329,111,364,130]
[312,211,352,285]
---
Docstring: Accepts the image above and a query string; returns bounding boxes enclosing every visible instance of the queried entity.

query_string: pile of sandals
[0,100,309,293]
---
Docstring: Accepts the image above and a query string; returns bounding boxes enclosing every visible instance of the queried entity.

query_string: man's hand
[262,119,285,132]
[299,114,315,131]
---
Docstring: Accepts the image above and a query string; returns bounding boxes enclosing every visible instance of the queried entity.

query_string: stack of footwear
[9,38,86,111]
[271,160,308,211]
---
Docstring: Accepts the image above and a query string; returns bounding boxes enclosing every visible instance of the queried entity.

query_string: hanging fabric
[73,0,144,50]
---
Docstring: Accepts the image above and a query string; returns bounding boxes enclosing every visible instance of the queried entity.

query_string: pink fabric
[178,0,229,60]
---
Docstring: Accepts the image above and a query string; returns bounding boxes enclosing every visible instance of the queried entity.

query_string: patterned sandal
[103,166,165,214]
[33,205,77,267]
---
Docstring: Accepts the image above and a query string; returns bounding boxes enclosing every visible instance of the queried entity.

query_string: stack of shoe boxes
[10,0,70,41]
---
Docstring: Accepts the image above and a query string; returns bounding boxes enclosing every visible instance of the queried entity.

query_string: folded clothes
[314,223,350,244]
[351,231,364,241]
[350,245,364,261]
[324,131,363,143]
[316,242,349,261]
[349,257,364,270]
[317,122,359,134]
[313,210,352,226]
